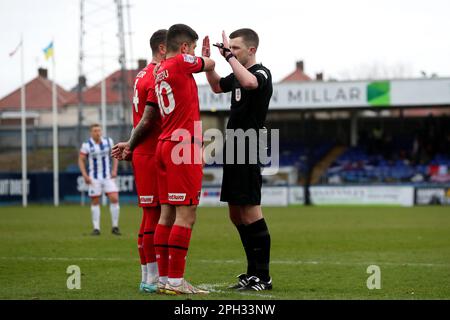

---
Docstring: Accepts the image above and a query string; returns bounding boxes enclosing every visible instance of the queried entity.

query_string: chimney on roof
[78,75,87,89]
[296,61,304,72]
[316,72,323,81]
[138,59,147,70]
[38,68,48,79]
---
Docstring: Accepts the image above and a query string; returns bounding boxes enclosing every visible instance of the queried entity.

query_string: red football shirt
[132,63,161,155]
[148,54,204,142]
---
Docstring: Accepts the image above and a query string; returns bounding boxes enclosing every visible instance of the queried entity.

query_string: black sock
[236,224,256,276]
[246,218,271,282]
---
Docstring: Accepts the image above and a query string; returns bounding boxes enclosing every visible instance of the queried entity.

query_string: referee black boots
[237,276,272,291]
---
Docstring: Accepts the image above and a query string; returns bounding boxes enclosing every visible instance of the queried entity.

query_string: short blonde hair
[90,123,101,130]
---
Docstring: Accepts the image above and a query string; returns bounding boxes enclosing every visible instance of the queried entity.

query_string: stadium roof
[0,68,74,111]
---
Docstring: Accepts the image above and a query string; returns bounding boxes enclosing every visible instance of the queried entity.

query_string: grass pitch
[0,205,449,300]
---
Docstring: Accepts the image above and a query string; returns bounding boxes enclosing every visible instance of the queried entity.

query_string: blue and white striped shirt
[80,137,114,180]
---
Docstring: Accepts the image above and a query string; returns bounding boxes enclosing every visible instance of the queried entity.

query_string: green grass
[0,205,449,300]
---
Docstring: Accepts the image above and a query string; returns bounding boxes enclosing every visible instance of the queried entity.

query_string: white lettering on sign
[0,179,30,196]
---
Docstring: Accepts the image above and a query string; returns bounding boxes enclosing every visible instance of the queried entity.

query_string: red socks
[154,224,172,278]
[142,207,160,263]
[168,225,192,279]
[154,224,193,280]
[137,213,146,265]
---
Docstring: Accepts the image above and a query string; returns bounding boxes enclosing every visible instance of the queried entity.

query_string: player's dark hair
[166,24,198,53]
[149,29,168,54]
[230,28,259,49]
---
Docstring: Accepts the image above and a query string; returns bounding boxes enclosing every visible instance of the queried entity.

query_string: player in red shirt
[111,29,167,294]
[148,24,215,295]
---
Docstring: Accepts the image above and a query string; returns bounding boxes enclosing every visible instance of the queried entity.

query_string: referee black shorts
[220,163,262,205]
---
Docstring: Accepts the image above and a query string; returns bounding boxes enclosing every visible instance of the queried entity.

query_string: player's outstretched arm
[200,37,215,72]
[202,56,215,72]
[202,36,222,93]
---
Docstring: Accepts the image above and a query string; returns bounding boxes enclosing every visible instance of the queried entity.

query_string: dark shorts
[220,164,262,205]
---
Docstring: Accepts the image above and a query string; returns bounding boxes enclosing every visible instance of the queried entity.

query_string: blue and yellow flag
[43,41,54,60]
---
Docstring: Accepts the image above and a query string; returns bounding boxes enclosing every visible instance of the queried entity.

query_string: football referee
[203,28,273,291]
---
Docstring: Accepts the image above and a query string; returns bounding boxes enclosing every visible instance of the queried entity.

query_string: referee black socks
[236,224,256,276]
[245,218,271,282]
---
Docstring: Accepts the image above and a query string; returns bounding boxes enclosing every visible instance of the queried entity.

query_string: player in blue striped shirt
[78,124,121,236]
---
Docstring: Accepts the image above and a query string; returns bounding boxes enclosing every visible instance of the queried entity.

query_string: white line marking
[0,256,124,262]
[1,256,448,268]
[198,259,450,268]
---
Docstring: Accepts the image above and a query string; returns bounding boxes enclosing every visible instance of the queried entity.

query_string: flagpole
[52,40,59,206]
[101,33,106,136]
[101,34,107,207]
[20,34,27,207]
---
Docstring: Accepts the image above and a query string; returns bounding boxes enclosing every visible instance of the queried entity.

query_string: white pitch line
[0,256,125,262]
[198,259,450,268]
[1,256,448,268]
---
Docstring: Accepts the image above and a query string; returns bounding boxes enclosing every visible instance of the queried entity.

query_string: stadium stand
[323,127,450,184]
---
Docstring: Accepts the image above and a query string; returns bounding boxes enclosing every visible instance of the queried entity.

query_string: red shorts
[132,153,159,207]
[156,140,203,206]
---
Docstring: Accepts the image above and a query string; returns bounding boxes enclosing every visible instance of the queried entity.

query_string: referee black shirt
[219,64,273,131]
[218,63,273,205]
